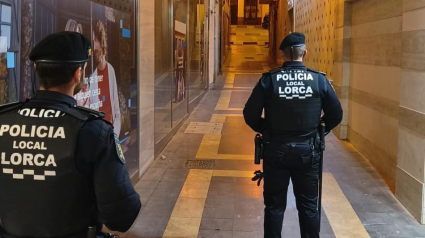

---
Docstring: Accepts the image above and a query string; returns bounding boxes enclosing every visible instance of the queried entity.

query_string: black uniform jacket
[243,61,343,134]
[0,90,141,236]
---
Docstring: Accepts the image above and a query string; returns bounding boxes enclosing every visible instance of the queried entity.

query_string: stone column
[395,0,425,224]
[138,0,155,177]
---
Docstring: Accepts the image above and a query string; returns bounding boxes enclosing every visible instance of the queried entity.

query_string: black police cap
[279,32,306,50]
[29,32,92,64]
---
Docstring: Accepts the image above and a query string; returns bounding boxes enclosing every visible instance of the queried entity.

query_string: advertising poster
[18,0,138,176]
[174,20,187,103]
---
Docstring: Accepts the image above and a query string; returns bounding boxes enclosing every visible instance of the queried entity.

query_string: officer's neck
[39,86,74,97]
[283,58,303,63]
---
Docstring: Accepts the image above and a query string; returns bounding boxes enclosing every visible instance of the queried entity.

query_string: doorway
[244,0,258,25]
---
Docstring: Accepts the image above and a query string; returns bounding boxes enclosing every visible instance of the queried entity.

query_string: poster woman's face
[92,33,102,64]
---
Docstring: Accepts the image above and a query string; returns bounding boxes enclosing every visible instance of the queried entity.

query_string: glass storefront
[0,0,139,178]
[154,0,209,144]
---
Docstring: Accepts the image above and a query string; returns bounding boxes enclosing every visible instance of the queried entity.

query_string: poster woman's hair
[65,19,83,34]
[93,20,107,57]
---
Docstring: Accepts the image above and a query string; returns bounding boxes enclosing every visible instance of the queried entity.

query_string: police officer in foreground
[243,32,343,238]
[0,32,141,238]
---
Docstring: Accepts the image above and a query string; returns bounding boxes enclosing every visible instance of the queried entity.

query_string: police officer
[0,32,141,238]
[243,32,343,238]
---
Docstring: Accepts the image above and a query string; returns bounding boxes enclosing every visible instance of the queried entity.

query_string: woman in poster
[90,20,121,137]
[65,19,91,108]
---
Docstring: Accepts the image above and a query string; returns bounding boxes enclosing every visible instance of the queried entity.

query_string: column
[138,0,155,177]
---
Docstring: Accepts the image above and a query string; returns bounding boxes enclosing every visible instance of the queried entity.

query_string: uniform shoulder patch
[114,134,126,164]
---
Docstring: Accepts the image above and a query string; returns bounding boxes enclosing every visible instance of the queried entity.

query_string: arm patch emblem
[114,134,125,164]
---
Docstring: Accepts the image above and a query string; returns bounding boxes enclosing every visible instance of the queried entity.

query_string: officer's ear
[72,65,83,84]
[303,50,308,59]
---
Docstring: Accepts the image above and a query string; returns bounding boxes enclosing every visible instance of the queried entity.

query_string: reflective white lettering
[10,126,20,137]
[34,154,44,166]
[27,141,34,149]
[19,109,31,116]
[44,110,55,118]
[10,153,22,165]
[30,109,38,118]
[37,126,48,138]
[0,125,9,136]
[21,125,30,137]
[306,87,313,94]
[307,74,314,80]
[1,152,10,165]
[23,153,34,166]
[277,74,282,81]
[45,155,57,167]
[53,127,65,139]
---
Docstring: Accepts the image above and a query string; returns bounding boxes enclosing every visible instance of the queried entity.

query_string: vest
[265,68,322,138]
[0,101,103,238]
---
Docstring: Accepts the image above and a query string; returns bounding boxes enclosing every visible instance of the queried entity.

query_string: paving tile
[232,231,263,238]
[200,218,233,231]
[140,167,167,181]
[203,206,235,219]
[140,196,178,217]
[134,180,159,190]
[198,230,233,238]
[233,216,263,232]
[160,168,190,182]
[163,217,202,238]
[128,216,169,237]
[150,181,185,198]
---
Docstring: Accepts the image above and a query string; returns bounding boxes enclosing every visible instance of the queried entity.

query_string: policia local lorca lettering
[0,32,141,238]
[244,33,343,238]
[0,124,65,168]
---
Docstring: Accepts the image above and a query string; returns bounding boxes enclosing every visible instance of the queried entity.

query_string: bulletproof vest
[265,68,322,137]
[0,101,102,238]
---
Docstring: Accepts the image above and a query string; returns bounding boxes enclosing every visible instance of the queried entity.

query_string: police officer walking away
[0,32,141,238]
[243,32,343,238]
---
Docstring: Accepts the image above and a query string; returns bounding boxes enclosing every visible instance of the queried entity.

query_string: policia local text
[0,124,64,167]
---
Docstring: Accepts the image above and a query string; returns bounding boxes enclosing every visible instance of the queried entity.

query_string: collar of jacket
[30,90,77,107]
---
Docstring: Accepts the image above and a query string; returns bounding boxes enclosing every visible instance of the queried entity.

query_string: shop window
[0,4,11,49]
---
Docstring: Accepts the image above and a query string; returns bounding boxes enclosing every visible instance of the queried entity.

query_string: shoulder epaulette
[73,106,105,119]
[307,68,326,76]
[0,101,24,114]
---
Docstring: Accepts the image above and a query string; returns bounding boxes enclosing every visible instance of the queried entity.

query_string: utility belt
[252,130,320,186]
[265,129,318,144]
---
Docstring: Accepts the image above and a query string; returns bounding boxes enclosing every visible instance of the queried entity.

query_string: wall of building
[348,0,402,191]
[396,0,425,223]
[290,0,401,190]
[274,0,425,223]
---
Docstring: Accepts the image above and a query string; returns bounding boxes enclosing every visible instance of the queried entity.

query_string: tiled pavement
[115,26,425,238]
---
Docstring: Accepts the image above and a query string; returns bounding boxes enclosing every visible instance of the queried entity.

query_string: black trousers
[263,140,320,238]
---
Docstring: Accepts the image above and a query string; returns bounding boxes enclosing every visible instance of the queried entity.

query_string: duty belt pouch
[292,138,316,165]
